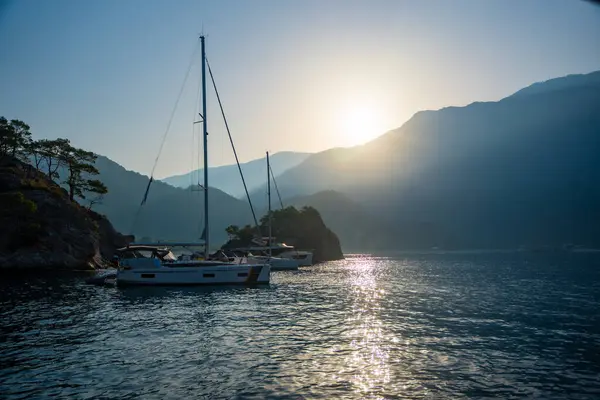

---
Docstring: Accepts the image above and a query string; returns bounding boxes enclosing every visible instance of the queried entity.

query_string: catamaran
[114,36,270,286]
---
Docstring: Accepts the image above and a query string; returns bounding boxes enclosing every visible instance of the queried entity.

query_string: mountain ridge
[284,190,400,251]
[256,70,600,249]
[509,70,600,98]
[90,155,256,246]
[72,69,600,251]
[160,151,311,198]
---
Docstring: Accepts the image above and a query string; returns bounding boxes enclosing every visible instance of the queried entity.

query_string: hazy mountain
[87,70,600,251]
[252,190,402,251]
[89,156,367,253]
[261,70,600,249]
[160,151,310,198]
[510,70,600,98]
[89,156,255,247]
[284,190,399,251]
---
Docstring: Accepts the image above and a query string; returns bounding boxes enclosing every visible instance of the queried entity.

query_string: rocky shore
[0,157,132,270]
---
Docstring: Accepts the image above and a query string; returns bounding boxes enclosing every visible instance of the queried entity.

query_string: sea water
[1,252,599,399]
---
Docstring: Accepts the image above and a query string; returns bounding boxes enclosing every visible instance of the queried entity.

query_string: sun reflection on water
[341,255,393,397]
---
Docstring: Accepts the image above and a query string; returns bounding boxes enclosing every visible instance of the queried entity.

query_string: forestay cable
[270,163,284,209]
[205,57,260,229]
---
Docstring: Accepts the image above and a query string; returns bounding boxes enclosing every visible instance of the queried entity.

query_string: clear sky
[0,0,599,178]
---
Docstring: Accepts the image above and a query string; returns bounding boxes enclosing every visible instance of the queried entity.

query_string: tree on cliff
[0,114,110,208]
[34,138,72,179]
[85,179,108,209]
[225,224,240,240]
[225,224,255,242]
[60,144,107,203]
[0,117,32,161]
[260,206,323,240]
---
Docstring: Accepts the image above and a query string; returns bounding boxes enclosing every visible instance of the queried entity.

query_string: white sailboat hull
[279,250,313,266]
[247,256,299,271]
[116,259,270,286]
[233,248,314,266]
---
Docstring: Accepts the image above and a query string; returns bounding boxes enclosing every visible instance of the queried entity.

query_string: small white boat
[229,152,313,269]
[115,244,270,286]
[275,247,313,266]
[234,242,313,266]
[246,253,299,271]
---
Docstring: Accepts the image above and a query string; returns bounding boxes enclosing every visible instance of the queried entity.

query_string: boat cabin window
[117,246,175,260]
[119,250,137,258]
[271,248,286,256]
[119,250,153,258]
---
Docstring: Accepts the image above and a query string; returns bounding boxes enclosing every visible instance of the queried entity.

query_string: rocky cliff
[222,206,344,263]
[0,157,132,270]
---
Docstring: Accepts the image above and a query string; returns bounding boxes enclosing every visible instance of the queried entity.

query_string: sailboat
[230,152,313,267]
[115,36,270,286]
[243,152,300,271]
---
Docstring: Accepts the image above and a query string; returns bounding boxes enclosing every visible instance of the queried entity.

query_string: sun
[338,106,385,147]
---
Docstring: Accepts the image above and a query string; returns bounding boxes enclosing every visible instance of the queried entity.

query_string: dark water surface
[2,252,600,399]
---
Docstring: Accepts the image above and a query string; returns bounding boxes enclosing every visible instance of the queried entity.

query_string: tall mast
[201,36,209,258]
[267,151,272,258]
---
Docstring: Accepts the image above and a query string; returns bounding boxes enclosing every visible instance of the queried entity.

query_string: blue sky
[0,0,599,178]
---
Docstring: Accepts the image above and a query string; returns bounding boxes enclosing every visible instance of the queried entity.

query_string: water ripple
[2,252,600,399]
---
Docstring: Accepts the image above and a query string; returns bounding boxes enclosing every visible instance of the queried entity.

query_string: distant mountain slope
[90,156,255,247]
[265,70,600,249]
[161,151,310,197]
[237,189,395,251]
[510,70,600,98]
[284,190,398,251]
[87,70,600,251]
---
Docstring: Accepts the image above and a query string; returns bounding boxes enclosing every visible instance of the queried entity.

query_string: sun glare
[338,106,385,147]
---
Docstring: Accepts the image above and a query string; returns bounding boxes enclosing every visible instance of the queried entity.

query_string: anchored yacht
[233,238,313,267]
[115,244,269,286]
[113,36,270,286]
